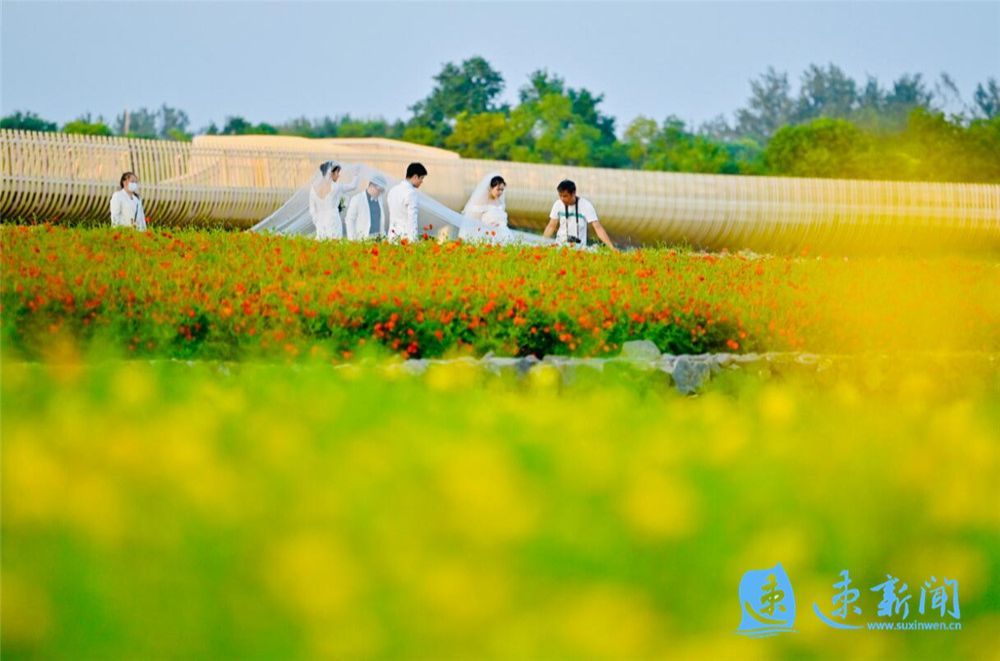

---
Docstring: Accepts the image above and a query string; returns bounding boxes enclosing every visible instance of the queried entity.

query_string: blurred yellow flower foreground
[2,356,997,659]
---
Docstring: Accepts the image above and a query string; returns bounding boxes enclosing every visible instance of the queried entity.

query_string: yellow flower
[620,470,699,539]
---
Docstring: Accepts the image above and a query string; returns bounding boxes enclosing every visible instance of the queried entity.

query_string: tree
[881,73,935,130]
[858,75,885,111]
[159,104,190,139]
[446,111,511,159]
[221,116,252,135]
[852,75,888,131]
[898,107,1000,182]
[114,107,158,138]
[337,116,392,138]
[795,63,858,122]
[63,113,112,136]
[697,114,737,142]
[1,111,58,132]
[623,116,660,167]
[764,117,868,178]
[514,70,624,167]
[734,67,796,142]
[280,116,317,137]
[625,115,747,174]
[932,73,963,116]
[532,94,604,165]
[973,78,1000,119]
[962,115,1000,181]
[518,70,566,104]
[409,56,506,140]
[400,125,438,146]
[887,73,934,109]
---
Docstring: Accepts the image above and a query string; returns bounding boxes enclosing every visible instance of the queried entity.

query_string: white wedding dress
[309,164,359,240]
[309,184,341,239]
[458,173,515,244]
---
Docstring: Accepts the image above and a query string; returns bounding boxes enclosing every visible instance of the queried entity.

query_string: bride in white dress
[458,173,514,244]
[308,160,359,240]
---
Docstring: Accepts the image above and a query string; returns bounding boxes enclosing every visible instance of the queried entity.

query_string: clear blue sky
[2,1,998,133]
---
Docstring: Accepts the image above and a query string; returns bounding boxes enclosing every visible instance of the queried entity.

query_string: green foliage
[1,110,58,132]
[158,103,190,139]
[273,115,404,140]
[764,109,1000,182]
[165,127,192,142]
[408,55,506,144]
[734,67,796,142]
[221,116,277,135]
[221,116,251,134]
[625,116,758,174]
[114,107,159,138]
[973,77,999,119]
[400,125,439,146]
[62,117,113,136]
[445,112,510,159]
[765,118,868,178]
[795,63,859,122]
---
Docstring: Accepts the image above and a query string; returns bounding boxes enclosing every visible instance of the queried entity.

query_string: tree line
[3,57,998,182]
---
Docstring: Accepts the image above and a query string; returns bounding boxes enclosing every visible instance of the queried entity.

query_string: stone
[671,356,712,395]
[620,340,662,362]
[399,359,429,375]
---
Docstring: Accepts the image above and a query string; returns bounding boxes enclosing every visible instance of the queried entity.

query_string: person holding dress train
[386,162,427,243]
[344,174,389,240]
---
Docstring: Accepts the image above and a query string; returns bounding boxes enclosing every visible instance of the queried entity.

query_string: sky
[2,1,998,133]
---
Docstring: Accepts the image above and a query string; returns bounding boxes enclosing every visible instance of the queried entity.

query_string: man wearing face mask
[110,171,148,231]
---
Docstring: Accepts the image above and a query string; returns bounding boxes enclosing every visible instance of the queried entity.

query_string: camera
[566,235,582,244]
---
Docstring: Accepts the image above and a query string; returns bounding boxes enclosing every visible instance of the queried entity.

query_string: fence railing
[2,129,998,253]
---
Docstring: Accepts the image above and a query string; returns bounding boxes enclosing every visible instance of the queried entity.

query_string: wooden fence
[2,130,997,253]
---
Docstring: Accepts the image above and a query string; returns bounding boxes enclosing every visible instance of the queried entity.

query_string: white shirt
[387,180,420,243]
[549,196,598,245]
[344,190,388,240]
[110,188,147,231]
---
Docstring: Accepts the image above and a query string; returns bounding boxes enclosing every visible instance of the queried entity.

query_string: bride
[458,173,514,244]
[309,161,359,240]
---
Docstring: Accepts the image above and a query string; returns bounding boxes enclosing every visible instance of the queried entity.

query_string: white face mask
[127,182,139,192]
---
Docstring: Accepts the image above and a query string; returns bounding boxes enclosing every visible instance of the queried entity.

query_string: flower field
[2,226,998,361]
[2,225,998,659]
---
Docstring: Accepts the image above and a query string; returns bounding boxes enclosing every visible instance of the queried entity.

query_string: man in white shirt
[344,174,389,240]
[543,179,616,250]
[387,162,427,243]
[109,171,147,231]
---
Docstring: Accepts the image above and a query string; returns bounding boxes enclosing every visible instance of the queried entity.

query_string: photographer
[543,180,616,250]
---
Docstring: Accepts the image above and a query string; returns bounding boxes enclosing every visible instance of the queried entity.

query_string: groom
[387,162,427,243]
